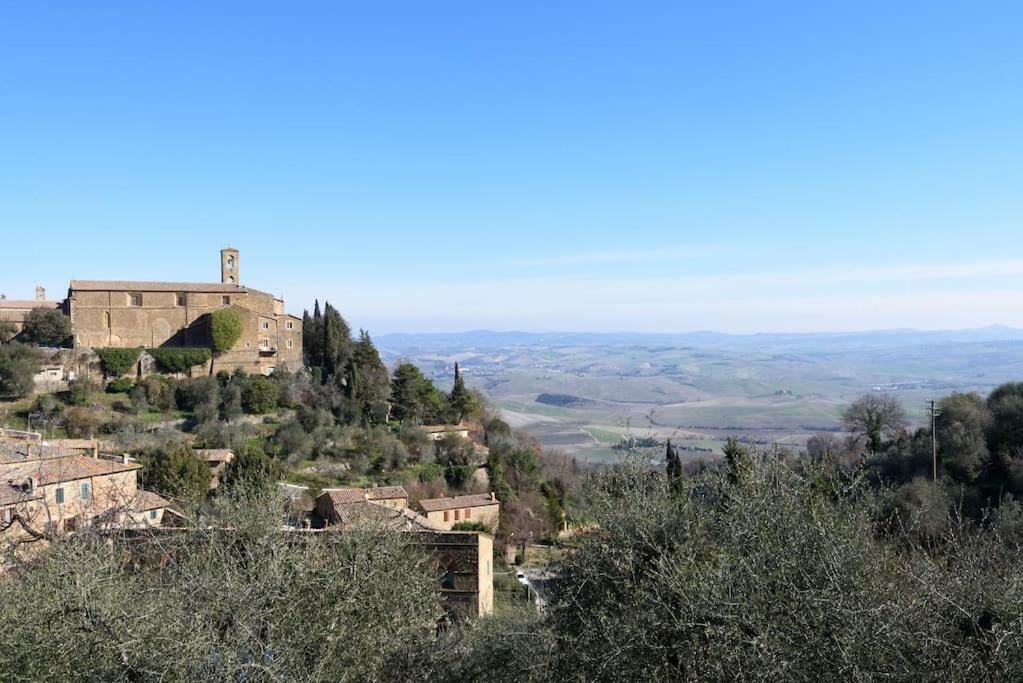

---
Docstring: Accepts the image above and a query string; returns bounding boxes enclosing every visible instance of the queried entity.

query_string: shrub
[452,520,492,534]
[96,347,142,377]
[242,375,279,414]
[105,377,135,394]
[65,379,96,407]
[218,444,282,496]
[140,442,211,500]
[0,342,39,398]
[62,407,99,438]
[20,307,71,346]
[149,347,212,373]
[209,308,242,353]
[0,320,16,343]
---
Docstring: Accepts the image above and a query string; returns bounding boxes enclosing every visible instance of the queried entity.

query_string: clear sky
[2,2,1022,334]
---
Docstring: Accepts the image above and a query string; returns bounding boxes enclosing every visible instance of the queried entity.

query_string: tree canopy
[20,307,71,346]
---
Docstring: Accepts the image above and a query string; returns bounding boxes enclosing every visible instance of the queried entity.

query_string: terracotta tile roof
[334,501,440,531]
[322,486,408,505]
[69,280,247,293]
[0,300,61,309]
[133,490,170,511]
[0,439,82,465]
[0,482,42,506]
[2,455,141,486]
[194,449,234,463]
[417,492,498,513]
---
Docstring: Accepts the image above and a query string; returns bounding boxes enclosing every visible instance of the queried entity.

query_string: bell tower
[220,247,239,285]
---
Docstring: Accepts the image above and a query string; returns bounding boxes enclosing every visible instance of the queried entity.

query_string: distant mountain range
[378,325,1023,353]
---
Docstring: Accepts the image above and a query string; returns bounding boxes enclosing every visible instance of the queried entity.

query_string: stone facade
[417,492,501,531]
[417,530,495,619]
[66,248,302,375]
[1,437,170,565]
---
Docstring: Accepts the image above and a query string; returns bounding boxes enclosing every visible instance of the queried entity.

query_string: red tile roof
[417,493,498,513]
[0,482,42,506]
[322,486,408,505]
[133,490,170,511]
[3,456,140,486]
[69,280,246,293]
[0,300,61,309]
[333,501,440,531]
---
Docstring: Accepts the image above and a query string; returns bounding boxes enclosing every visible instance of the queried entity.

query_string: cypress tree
[448,362,476,424]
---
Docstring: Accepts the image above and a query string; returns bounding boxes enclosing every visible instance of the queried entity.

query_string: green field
[380,329,1023,463]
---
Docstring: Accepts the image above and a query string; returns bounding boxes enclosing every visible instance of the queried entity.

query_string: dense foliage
[0,489,441,682]
[209,308,243,353]
[0,342,39,398]
[149,346,212,373]
[96,347,142,377]
[20,307,71,346]
[140,441,212,501]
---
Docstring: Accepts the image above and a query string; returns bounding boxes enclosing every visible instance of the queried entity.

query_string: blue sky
[2,2,1022,334]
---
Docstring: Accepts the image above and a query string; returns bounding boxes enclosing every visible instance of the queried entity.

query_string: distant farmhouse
[6,248,302,377]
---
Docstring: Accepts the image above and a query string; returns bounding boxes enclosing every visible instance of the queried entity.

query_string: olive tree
[0,487,442,681]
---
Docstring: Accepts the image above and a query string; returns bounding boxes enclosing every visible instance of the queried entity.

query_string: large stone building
[66,247,302,375]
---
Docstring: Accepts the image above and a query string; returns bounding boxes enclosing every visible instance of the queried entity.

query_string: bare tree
[842,393,907,454]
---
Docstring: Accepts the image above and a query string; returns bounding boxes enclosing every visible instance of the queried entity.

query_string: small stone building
[416,492,500,531]
[314,486,410,525]
[417,530,495,619]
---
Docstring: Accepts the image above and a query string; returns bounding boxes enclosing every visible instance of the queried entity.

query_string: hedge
[96,347,142,377]
[149,347,212,373]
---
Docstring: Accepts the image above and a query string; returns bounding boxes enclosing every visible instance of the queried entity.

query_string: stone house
[0,437,169,560]
[314,486,410,525]
[416,492,500,531]
[195,448,234,489]
[309,486,495,619]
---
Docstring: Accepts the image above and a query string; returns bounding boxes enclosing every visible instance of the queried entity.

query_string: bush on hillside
[242,375,279,414]
[0,342,39,399]
[96,347,142,378]
[105,377,135,394]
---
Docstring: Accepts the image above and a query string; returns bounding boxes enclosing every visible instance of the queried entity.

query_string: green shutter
[55,488,64,504]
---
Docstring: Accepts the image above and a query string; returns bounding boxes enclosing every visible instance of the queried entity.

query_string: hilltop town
[1,249,577,629]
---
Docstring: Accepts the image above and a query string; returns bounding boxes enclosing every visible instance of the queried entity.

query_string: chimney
[490,492,496,502]
[35,285,45,301]
[121,453,130,465]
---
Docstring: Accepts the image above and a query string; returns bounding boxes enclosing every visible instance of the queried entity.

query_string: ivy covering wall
[149,347,212,373]
[95,347,142,377]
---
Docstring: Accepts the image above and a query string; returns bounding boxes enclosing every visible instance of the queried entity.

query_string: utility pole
[926,400,941,482]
